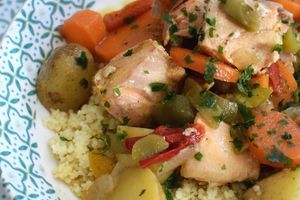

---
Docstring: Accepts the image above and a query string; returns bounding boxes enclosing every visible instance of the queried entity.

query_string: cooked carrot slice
[170,47,241,83]
[95,11,162,62]
[272,0,300,21]
[248,111,300,168]
[60,10,107,55]
[250,74,270,89]
[103,0,153,32]
[269,61,297,107]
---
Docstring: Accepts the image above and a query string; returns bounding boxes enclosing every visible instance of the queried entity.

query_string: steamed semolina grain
[47,96,106,197]
[47,96,245,199]
[174,180,241,200]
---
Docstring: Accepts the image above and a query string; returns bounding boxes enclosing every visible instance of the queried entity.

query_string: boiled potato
[107,167,165,200]
[244,168,300,200]
[37,43,96,111]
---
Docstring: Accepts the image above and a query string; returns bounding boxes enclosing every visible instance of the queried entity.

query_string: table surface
[0,0,25,40]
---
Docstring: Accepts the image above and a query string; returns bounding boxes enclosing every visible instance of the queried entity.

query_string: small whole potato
[37,43,97,111]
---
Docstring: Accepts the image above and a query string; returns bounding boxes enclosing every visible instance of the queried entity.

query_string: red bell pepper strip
[139,124,205,168]
[269,63,280,91]
[139,139,190,168]
[154,126,184,136]
[124,136,144,151]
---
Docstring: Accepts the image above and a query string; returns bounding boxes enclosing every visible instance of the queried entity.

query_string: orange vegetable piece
[250,74,270,89]
[269,61,297,107]
[60,10,107,54]
[95,11,162,62]
[272,0,300,21]
[248,111,300,168]
[170,47,241,83]
[103,0,153,32]
[89,153,114,178]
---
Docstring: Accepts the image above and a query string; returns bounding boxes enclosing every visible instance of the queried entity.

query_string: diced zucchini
[153,95,195,127]
[132,135,169,162]
[244,168,300,200]
[184,78,238,128]
[117,126,153,137]
[221,0,260,32]
[234,86,272,108]
[283,27,300,54]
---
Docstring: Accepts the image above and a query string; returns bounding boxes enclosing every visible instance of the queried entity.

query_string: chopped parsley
[265,146,292,166]
[221,164,226,170]
[124,17,135,24]
[198,92,217,109]
[100,89,107,94]
[271,44,283,53]
[237,103,255,128]
[180,7,188,16]
[249,133,258,142]
[123,49,133,57]
[122,116,130,125]
[208,27,215,37]
[267,129,276,136]
[256,123,265,129]
[199,30,205,41]
[232,138,244,152]
[144,70,150,74]
[219,0,227,4]
[60,136,71,142]
[149,82,168,92]
[139,189,146,197]
[188,12,198,22]
[104,101,110,108]
[163,14,173,24]
[204,61,217,84]
[279,119,288,126]
[163,171,182,200]
[79,78,88,88]
[206,17,216,26]
[117,131,128,141]
[113,88,121,97]
[184,55,194,64]
[281,132,292,140]
[75,51,88,69]
[237,65,254,97]
[194,152,203,161]
[162,91,176,104]
[188,26,198,38]
[218,45,224,54]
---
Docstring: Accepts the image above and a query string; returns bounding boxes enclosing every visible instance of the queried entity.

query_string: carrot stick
[269,61,297,107]
[248,111,300,168]
[170,47,241,83]
[250,74,270,89]
[272,0,300,21]
[104,0,153,32]
[60,10,107,55]
[95,11,162,62]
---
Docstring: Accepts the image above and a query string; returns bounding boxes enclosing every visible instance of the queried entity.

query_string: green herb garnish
[204,61,217,84]
[113,88,121,97]
[194,152,203,161]
[149,82,168,92]
[265,146,292,166]
[75,51,88,69]
[237,65,254,97]
[123,49,133,57]
[184,55,194,64]
[79,78,88,88]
